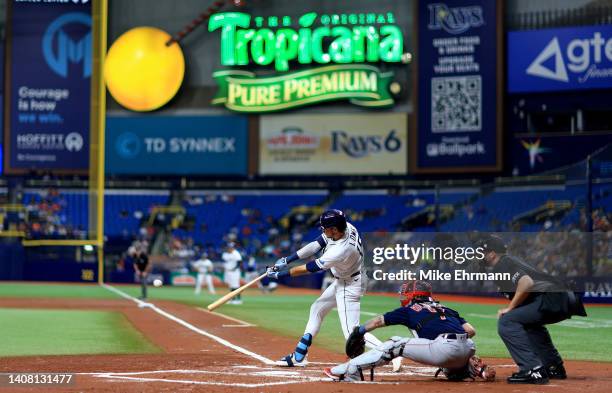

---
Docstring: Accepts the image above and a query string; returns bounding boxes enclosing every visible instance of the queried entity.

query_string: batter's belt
[332,271,361,280]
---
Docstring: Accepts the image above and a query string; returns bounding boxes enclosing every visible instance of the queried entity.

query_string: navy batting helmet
[320,209,347,232]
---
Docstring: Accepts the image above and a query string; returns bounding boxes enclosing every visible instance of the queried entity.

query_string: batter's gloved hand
[345,326,366,358]
[266,266,281,279]
[273,257,288,271]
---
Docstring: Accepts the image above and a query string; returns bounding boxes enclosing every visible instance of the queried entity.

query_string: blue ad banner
[508,25,612,93]
[415,0,500,171]
[510,134,612,175]
[6,0,91,172]
[106,116,248,175]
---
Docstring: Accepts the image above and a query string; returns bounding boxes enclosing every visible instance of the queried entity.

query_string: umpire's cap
[320,209,347,231]
[477,234,507,254]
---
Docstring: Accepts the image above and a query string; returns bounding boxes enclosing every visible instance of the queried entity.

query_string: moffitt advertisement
[508,25,612,93]
[414,0,501,172]
[106,116,248,175]
[5,0,91,172]
[209,9,406,112]
[260,113,407,175]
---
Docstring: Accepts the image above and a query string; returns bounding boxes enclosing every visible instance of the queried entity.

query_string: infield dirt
[0,297,610,392]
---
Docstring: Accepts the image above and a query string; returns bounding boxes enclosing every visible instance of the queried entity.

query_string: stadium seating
[20,184,607,247]
[441,185,586,232]
[104,191,170,236]
[23,189,170,238]
[175,192,328,248]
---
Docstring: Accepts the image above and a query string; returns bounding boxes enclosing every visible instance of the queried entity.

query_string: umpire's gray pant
[498,295,565,371]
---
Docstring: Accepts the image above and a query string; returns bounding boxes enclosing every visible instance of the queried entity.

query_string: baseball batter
[324,281,495,383]
[267,209,401,371]
[222,242,243,305]
[192,252,215,295]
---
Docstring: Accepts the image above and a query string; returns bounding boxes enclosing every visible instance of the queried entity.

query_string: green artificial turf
[0,283,118,299]
[0,308,160,357]
[1,282,611,362]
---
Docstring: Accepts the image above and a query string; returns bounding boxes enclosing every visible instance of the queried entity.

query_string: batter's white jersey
[314,222,363,279]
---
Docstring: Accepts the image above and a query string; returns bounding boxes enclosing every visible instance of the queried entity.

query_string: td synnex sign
[138,137,236,154]
[508,25,612,92]
[209,11,405,112]
[106,116,248,175]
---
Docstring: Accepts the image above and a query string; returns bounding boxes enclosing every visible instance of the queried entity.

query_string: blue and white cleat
[275,353,308,367]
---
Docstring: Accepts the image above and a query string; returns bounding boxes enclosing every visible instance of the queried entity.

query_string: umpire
[479,235,586,385]
[130,244,150,300]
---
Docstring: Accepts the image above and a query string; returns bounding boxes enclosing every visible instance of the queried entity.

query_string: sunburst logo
[521,139,550,169]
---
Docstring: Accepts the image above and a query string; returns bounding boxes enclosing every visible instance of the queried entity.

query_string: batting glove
[266,266,280,279]
[273,257,288,271]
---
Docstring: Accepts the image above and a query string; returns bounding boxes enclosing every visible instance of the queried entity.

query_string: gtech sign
[508,25,612,93]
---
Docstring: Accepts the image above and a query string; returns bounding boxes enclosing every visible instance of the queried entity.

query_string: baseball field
[1,282,611,392]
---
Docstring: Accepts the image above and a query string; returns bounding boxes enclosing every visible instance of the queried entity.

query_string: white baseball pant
[304,274,383,349]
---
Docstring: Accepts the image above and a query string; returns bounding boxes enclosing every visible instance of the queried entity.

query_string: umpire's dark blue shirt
[383,303,467,340]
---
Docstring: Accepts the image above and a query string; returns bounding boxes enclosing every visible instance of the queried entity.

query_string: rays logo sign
[209,11,405,112]
[427,3,484,35]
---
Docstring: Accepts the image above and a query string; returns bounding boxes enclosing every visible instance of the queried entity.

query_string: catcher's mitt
[345,326,366,358]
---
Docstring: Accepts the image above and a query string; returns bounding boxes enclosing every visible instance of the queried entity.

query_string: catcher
[324,280,495,383]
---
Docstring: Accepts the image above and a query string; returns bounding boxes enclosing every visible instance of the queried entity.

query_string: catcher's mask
[399,280,433,307]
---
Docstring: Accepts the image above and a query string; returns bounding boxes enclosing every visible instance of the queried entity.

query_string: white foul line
[197,307,256,327]
[101,284,274,365]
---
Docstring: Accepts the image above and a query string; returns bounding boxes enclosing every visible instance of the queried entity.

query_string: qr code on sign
[431,75,481,133]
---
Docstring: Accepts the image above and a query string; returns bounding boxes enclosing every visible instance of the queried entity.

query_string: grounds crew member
[479,235,586,384]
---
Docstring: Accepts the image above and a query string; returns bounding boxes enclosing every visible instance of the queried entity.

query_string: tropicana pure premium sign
[208,11,404,112]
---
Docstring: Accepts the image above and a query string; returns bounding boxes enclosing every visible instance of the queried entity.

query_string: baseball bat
[207,272,267,311]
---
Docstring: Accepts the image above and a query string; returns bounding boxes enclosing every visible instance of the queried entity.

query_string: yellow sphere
[104,27,185,111]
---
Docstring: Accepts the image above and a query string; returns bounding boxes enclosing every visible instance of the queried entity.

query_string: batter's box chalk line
[81,368,328,388]
[81,367,447,387]
[102,284,273,364]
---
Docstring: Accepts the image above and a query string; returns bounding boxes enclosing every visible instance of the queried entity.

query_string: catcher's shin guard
[343,348,389,381]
